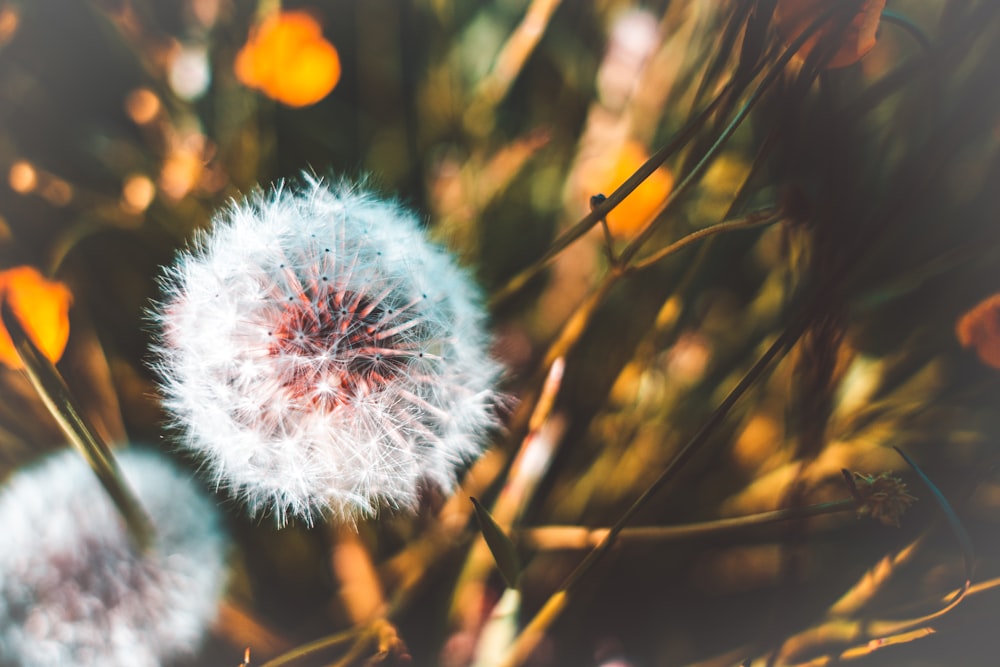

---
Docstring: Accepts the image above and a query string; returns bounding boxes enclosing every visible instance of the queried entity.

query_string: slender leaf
[894,446,974,589]
[471,497,521,589]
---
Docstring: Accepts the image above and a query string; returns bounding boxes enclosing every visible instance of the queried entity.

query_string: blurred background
[1,0,1000,665]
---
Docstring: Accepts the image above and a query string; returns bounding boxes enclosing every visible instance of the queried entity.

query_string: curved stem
[627,207,780,272]
[880,10,932,52]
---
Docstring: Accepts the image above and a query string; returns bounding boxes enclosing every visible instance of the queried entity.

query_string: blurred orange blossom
[774,0,886,69]
[0,266,72,370]
[234,10,341,107]
[581,140,674,239]
[956,293,1000,370]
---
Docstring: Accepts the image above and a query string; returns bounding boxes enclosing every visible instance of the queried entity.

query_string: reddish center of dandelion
[268,287,409,409]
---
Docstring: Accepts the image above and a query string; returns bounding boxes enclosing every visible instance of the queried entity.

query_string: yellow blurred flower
[956,293,1000,370]
[775,0,886,70]
[582,140,674,238]
[0,266,72,370]
[234,10,341,108]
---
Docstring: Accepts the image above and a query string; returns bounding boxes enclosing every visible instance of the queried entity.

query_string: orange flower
[235,10,341,107]
[956,293,1000,370]
[582,140,674,238]
[0,266,72,370]
[775,0,886,69]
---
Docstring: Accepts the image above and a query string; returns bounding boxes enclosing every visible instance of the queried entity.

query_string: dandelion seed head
[152,176,504,526]
[0,448,227,667]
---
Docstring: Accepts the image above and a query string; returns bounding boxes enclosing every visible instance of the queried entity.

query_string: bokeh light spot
[0,266,73,370]
[124,88,161,125]
[581,141,674,238]
[8,161,37,194]
[122,174,156,213]
[234,10,341,108]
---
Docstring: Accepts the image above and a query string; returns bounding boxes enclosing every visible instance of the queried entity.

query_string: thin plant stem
[520,498,855,550]
[496,311,812,667]
[880,9,932,52]
[538,207,778,371]
[491,0,843,312]
[697,570,1000,667]
[447,358,567,624]
[893,446,974,603]
[493,10,854,662]
[257,626,362,667]
[541,277,616,367]
[617,3,846,268]
[628,207,780,272]
[0,298,154,550]
[773,556,974,666]
[845,1,995,121]
[488,79,734,310]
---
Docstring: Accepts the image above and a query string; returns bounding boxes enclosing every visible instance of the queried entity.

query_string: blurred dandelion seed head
[0,449,227,667]
[151,176,505,526]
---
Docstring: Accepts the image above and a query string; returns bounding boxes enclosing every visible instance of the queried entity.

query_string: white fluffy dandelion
[0,448,227,667]
[152,176,503,526]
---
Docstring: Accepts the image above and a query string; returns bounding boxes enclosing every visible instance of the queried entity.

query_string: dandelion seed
[0,448,227,667]
[151,176,505,526]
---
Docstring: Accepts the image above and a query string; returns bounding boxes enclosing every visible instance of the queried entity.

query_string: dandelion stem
[0,298,155,550]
